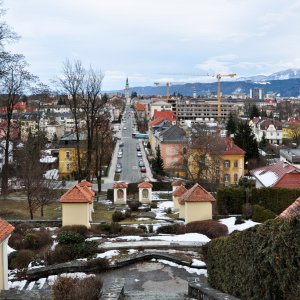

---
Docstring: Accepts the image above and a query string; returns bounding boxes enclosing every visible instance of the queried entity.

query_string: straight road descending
[118,106,144,183]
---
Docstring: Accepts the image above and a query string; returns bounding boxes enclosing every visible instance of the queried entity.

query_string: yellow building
[178,183,215,223]
[0,218,14,291]
[20,119,38,141]
[188,137,245,186]
[58,133,86,179]
[60,183,94,228]
[282,122,300,140]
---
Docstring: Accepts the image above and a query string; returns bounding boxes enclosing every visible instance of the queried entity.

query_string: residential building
[0,140,13,171]
[150,100,172,118]
[0,121,19,140]
[58,132,87,179]
[0,218,14,290]
[250,87,264,100]
[280,148,300,167]
[20,118,38,141]
[250,118,283,144]
[188,137,245,186]
[40,118,65,141]
[250,161,300,188]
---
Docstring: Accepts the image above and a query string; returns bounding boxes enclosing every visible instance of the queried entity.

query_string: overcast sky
[4,0,300,91]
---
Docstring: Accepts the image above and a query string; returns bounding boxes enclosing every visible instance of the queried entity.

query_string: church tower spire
[125,77,130,104]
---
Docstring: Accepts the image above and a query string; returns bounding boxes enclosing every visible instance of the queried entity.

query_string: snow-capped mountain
[238,68,300,81]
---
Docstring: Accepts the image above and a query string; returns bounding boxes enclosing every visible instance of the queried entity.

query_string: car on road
[138,160,145,167]
[137,151,142,157]
[136,145,141,151]
[140,167,146,173]
[123,126,127,130]
[116,163,122,173]
[119,142,124,147]
[117,152,123,158]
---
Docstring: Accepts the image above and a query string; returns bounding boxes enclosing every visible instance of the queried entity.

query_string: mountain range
[109,69,300,97]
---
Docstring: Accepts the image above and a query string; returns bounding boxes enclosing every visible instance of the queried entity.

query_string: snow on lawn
[86,237,102,241]
[128,249,138,255]
[109,236,144,241]
[96,250,120,259]
[155,259,207,276]
[191,259,206,267]
[7,245,16,254]
[152,201,174,219]
[44,169,59,180]
[8,280,27,290]
[148,233,210,243]
[220,217,260,234]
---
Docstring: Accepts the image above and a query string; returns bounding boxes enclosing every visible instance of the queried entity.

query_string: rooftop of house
[250,161,300,187]
[113,182,128,188]
[60,184,93,203]
[258,118,283,130]
[135,102,146,111]
[278,198,300,219]
[0,218,14,244]
[171,179,186,187]
[179,183,215,205]
[137,182,153,188]
[173,185,188,197]
[159,125,187,144]
[153,110,176,122]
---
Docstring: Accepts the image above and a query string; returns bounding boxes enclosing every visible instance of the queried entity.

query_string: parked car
[119,142,124,147]
[117,152,122,158]
[136,145,141,151]
[137,151,142,157]
[123,126,127,130]
[116,163,122,173]
[140,167,146,173]
[138,160,145,167]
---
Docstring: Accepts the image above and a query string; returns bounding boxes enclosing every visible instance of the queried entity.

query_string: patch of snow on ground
[219,217,260,234]
[136,217,150,221]
[51,241,58,251]
[48,273,95,285]
[109,236,144,241]
[8,280,27,290]
[7,245,16,254]
[157,259,207,276]
[86,237,102,241]
[44,169,59,180]
[96,250,119,259]
[128,249,138,255]
[149,233,210,243]
[191,259,206,267]
[26,281,35,290]
[36,278,46,289]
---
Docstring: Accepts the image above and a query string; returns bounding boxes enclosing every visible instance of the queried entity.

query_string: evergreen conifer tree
[259,132,268,149]
[250,104,260,119]
[152,145,165,175]
[226,113,237,136]
[234,122,259,162]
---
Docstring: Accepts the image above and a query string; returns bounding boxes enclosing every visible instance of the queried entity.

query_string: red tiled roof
[250,161,300,187]
[172,179,186,187]
[149,117,165,127]
[138,182,153,188]
[259,119,282,130]
[173,185,188,197]
[113,182,128,188]
[274,172,300,188]
[278,198,300,219]
[0,218,14,243]
[78,180,93,187]
[179,183,215,204]
[135,102,146,111]
[60,185,93,203]
[80,185,95,197]
[153,110,176,122]
[220,137,245,155]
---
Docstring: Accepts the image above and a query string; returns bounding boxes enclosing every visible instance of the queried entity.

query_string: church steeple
[125,77,130,104]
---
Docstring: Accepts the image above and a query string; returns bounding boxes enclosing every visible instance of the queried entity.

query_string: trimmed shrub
[242,203,252,219]
[184,220,228,239]
[107,189,113,201]
[45,241,98,265]
[14,223,34,235]
[150,202,157,209]
[252,204,276,223]
[91,223,110,235]
[206,217,300,299]
[52,276,103,300]
[59,225,89,237]
[112,210,125,222]
[234,216,244,225]
[120,226,144,235]
[57,231,85,244]
[84,258,109,271]
[124,209,132,218]
[109,222,121,234]
[8,250,34,269]
[128,201,140,211]
[156,224,183,234]
[8,228,52,251]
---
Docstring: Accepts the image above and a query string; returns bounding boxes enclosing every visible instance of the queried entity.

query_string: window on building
[66,163,70,171]
[234,160,238,168]
[66,151,70,159]
[234,173,238,182]
[224,160,230,168]
[224,173,230,182]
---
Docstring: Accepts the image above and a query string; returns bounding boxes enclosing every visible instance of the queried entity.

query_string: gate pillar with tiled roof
[138,182,153,204]
[113,182,128,205]
[0,218,14,290]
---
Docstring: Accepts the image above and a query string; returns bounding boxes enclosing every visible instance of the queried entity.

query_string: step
[125,291,194,300]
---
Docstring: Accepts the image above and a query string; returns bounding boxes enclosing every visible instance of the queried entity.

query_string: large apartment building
[174,98,240,124]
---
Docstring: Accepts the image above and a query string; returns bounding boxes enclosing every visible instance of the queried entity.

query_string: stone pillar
[137,182,153,204]
[113,183,128,205]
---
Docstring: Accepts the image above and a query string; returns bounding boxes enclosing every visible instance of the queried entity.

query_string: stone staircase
[125,291,194,299]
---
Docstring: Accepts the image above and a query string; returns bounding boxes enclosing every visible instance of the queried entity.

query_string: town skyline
[5,0,300,90]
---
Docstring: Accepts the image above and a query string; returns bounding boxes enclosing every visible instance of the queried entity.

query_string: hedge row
[217,187,300,215]
[206,217,300,299]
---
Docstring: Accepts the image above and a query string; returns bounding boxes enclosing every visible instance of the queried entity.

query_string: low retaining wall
[7,220,61,227]
[27,252,206,281]
[188,276,240,300]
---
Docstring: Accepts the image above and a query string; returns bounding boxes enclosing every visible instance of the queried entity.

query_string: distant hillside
[111,78,300,97]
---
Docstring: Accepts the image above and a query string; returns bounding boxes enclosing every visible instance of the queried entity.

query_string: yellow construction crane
[210,73,236,121]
